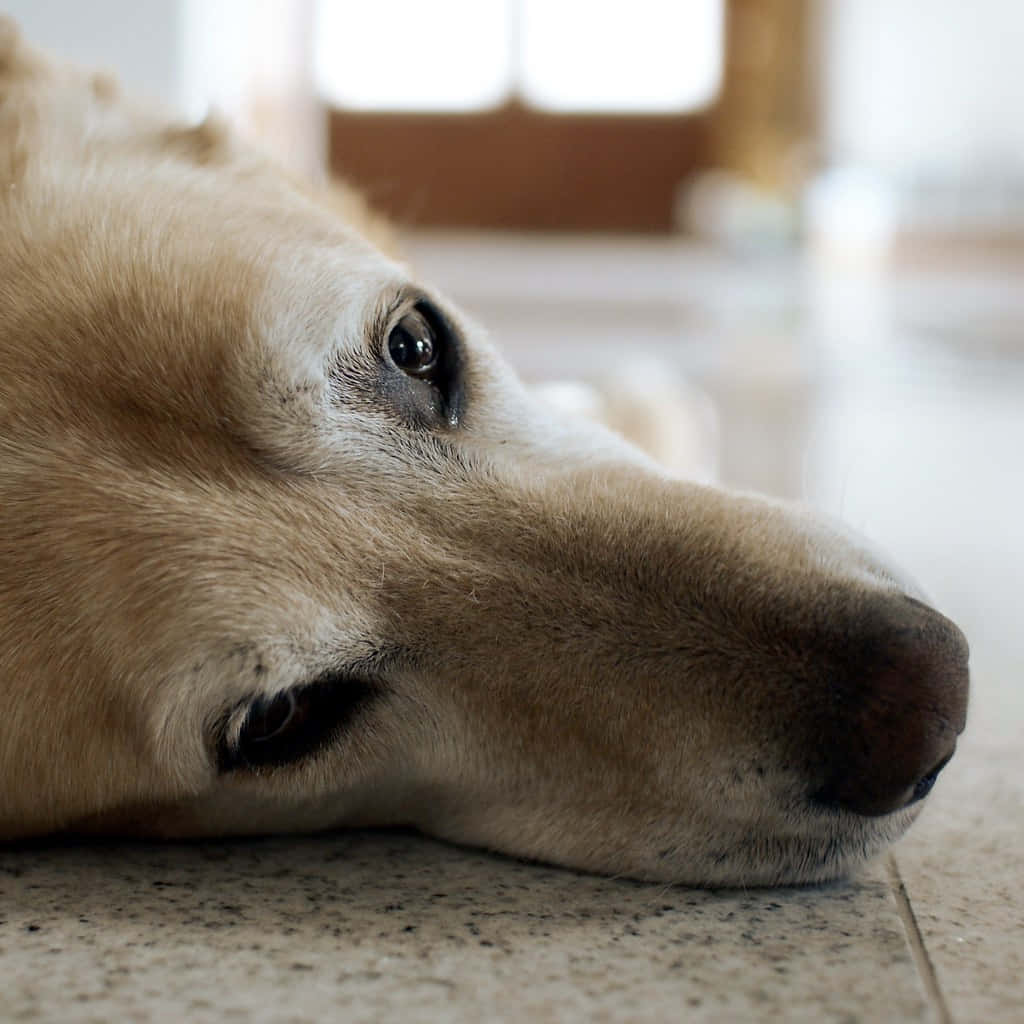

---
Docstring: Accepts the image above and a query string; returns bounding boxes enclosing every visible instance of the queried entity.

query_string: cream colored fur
[0,21,963,886]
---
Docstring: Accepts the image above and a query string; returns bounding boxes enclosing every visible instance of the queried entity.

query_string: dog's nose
[813,595,970,817]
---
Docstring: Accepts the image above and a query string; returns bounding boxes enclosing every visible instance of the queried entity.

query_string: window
[319,1,808,232]
[518,0,723,114]
[315,1,511,112]
[315,1,724,115]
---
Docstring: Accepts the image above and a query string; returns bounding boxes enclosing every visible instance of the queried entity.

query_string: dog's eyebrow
[368,285,420,344]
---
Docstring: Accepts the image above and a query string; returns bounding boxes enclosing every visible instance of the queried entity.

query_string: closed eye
[216,672,378,772]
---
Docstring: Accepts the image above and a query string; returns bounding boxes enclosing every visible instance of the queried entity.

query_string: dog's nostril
[910,751,954,805]
[815,743,956,817]
[811,595,969,818]
[815,735,959,817]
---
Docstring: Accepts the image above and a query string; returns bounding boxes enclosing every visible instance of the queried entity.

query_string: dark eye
[387,309,438,378]
[217,674,377,772]
[238,691,300,756]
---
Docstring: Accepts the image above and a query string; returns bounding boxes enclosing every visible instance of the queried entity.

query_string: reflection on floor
[3,235,1021,1022]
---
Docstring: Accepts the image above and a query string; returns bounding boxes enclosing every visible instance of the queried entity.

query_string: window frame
[325,0,812,232]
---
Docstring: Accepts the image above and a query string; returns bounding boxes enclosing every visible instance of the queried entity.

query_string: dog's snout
[813,595,970,818]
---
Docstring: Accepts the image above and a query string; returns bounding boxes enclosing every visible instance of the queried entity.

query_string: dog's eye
[379,299,463,427]
[217,674,377,773]
[238,691,300,754]
[387,309,438,378]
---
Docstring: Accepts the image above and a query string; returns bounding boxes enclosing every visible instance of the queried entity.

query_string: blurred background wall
[823,0,1024,175]
[9,0,1024,250]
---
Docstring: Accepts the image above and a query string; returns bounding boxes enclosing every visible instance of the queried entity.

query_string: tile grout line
[886,853,954,1024]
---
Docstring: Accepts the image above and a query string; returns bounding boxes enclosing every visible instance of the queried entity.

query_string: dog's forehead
[254,240,406,377]
[1,50,409,423]
[0,206,400,446]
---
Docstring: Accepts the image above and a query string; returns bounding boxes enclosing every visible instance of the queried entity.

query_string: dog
[0,20,968,886]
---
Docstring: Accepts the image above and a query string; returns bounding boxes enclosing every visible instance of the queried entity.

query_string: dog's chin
[700,819,919,889]
[405,788,924,889]
[66,784,922,890]
[655,799,924,888]
[564,828,912,889]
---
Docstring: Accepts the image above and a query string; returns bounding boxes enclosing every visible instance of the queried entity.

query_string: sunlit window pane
[519,0,723,113]
[314,0,512,111]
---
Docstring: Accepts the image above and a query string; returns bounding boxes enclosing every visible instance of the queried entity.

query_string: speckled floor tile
[1,835,927,1024]
[892,661,1024,1023]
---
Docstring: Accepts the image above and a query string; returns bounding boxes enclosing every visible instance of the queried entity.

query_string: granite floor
[2,236,1021,1022]
[0,835,938,1023]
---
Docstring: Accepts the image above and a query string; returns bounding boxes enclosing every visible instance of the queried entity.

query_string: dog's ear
[0,17,29,183]
[0,16,49,83]
[161,112,235,166]
[0,15,22,73]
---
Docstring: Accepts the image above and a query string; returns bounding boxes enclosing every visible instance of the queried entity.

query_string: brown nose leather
[814,595,970,817]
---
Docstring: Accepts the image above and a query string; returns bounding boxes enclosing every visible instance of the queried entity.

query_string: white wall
[821,0,1024,178]
[3,0,185,106]
[3,0,321,174]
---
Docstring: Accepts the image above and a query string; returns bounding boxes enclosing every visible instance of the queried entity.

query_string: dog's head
[0,21,968,885]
